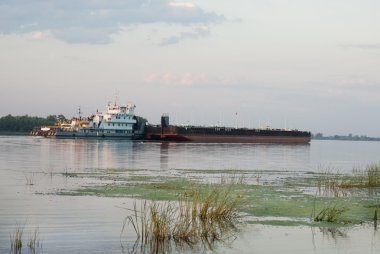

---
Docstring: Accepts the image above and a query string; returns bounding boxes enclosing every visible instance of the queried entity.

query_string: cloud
[169,2,196,9]
[0,0,224,44]
[31,31,45,40]
[159,25,211,46]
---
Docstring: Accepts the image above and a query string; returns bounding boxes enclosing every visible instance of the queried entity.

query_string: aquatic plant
[25,173,35,186]
[62,167,78,177]
[122,184,242,252]
[220,174,246,185]
[339,164,380,188]
[314,206,348,223]
[59,168,380,227]
[10,226,23,254]
[315,164,380,192]
[367,164,380,187]
[314,167,347,197]
[10,226,42,254]
[374,209,378,230]
[27,228,41,254]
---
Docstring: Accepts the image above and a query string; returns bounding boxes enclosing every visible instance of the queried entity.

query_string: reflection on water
[1,136,380,253]
[2,136,380,174]
[221,224,379,254]
[159,142,170,170]
[312,227,349,248]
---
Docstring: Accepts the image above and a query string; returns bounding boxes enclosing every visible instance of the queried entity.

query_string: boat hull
[145,126,311,144]
[146,133,310,144]
[56,131,134,139]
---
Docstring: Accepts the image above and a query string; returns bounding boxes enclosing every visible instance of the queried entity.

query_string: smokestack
[161,114,169,128]
[161,114,169,135]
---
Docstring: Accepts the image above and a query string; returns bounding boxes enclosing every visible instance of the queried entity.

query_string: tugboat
[31,102,145,139]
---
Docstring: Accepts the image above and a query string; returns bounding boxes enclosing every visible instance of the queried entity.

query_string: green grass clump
[339,164,380,188]
[10,227,23,254]
[123,184,242,251]
[314,206,348,223]
[10,227,42,254]
[367,165,380,187]
[27,228,41,254]
[315,171,343,197]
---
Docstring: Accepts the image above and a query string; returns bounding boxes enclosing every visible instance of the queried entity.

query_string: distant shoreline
[312,137,380,142]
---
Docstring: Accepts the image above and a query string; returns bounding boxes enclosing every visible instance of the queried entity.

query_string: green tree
[0,114,66,132]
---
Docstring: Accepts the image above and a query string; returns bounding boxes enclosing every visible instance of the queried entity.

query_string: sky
[0,0,380,136]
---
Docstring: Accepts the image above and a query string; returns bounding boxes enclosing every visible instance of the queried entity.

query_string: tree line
[312,132,380,141]
[0,114,66,132]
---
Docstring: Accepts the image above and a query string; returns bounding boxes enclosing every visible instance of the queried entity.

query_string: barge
[31,103,311,144]
[145,115,311,144]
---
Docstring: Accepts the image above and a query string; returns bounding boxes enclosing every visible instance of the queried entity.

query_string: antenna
[235,112,238,129]
[78,106,82,120]
[114,90,119,106]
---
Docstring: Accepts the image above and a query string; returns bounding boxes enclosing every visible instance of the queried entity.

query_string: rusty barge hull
[146,134,310,144]
[145,126,311,144]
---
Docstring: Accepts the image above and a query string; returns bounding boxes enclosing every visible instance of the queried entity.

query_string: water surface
[0,136,379,253]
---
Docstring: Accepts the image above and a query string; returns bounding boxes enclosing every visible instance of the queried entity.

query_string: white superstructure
[56,102,141,138]
[91,103,136,134]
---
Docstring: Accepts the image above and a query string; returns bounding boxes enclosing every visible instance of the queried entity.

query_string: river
[0,136,379,253]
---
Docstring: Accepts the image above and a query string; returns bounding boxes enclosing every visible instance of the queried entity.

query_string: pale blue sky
[0,0,379,136]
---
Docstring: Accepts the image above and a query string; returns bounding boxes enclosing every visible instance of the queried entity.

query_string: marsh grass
[314,167,347,197]
[59,168,380,227]
[339,164,380,188]
[314,206,348,223]
[220,174,246,185]
[366,165,380,187]
[10,227,23,254]
[25,173,35,186]
[27,228,41,254]
[315,164,380,197]
[62,167,78,178]
[122,183,242,252]
[10,226,42,254]
[374,209,378,230]
[62,172,78,177]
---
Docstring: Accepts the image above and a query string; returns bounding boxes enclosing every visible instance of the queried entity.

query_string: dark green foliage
[0,114,66,132]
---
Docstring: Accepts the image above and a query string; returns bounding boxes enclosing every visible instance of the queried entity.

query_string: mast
[78,106,82,120]
[114,90,119,106]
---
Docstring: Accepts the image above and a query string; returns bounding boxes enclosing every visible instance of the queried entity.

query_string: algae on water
[56,167,380,227]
